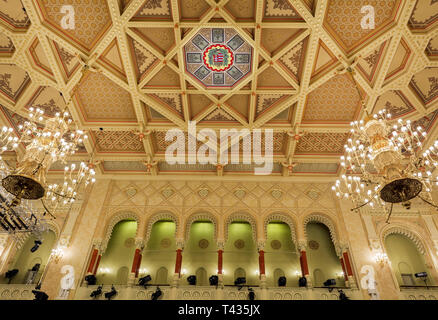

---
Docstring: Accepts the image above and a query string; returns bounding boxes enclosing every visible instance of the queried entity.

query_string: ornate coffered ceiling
[0,0,437,180]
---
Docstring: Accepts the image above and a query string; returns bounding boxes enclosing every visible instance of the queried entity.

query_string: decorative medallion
[234,239,245,249]
[271,189,283,199]
[124,238,135,248]
[198,187,209,198]
[184,28,253,88]
[161,188,174,198]
[161,238,171,248]
[203,44,234,71]
[306,189,321,200]
[234,189,246,199]
[126,187,137,198]
[308,240,319,250]
[198,239,209,249]
[271,240,282,250]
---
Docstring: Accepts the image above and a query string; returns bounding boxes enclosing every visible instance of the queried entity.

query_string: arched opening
[385,233,431,286]
[155,267,169,284]
[224,221,258,286]
[140,220,176,285]
[234,267,246,281]
[182,220,216,285]
[305,222,345,287]
[3,230,56,284]
[195,267,208,286]
[265,222,300,287]
[273,268,285,287]
[96,219,138,285]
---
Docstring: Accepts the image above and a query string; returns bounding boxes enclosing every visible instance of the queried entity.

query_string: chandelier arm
[385,203,394,224]
[418,195,438,209]
[350,198,372,211]
[40,199,56,219]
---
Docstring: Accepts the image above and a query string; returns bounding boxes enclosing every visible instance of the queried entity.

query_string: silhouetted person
[151,286,162,300]
[338,289,350,300]
[248,288,255,300]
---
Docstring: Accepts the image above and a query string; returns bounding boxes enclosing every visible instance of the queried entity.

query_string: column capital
[176,238,185,250]
[257,239,266,251]
[134,238,145,250]
[298,240,307,252]
[216,239,225,250]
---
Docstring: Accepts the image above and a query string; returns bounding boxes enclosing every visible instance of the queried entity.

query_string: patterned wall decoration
[263,0,304,21]
[256,94,289,118]
[75,72,137,122]
[426,35,438,59]
[384,38,412,84]
[373,90,415,118]
[0,34,15,55]
[356,41,388,86]
[201,108,237,122]
[302,73,363,123]
[92,130,145,153]
[408,0,438,31]
[0,0,30,29]
[278,37,308,83]
[295,132,348,155]
[147,93,183,118]
[409,67,438,105]
[24,86,63,118]
[52,41,80,82]
[324,0,400,53]
[103,161,148,172]
[35,0,112,51]
[131,0,172,20]
[0,64,30,102]
[292,163,339,174]
[412,109,438,133]
[128,37,158,82]
[184,28,253,88]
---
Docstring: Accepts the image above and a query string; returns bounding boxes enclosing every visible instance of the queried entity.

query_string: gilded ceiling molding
[303,213,339,250]
[144,210,180,245]
[184,211,218,243]
[101,211,140,253]
[263,212,297,247]
[224,212,257,244]
[381,225,426,255]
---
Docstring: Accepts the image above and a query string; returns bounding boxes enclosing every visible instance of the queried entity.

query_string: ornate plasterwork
[263,212,297,246]
[101,211,140,253]
[303,213,339,253]
[0,0,30,29]
[144,211,180,245]
[184,28,253,88]
[184,212,218,242]
[295,132,348,155]
[92,130,145,153]
[224,212,257,244]
[381,226,426,255]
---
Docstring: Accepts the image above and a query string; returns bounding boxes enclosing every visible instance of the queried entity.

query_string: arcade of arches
[1,179,438,300]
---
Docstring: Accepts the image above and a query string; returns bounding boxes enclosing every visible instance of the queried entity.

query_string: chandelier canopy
[333,109,438,220]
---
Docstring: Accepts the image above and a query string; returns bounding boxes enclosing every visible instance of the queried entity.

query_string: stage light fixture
[278,276,286,287]
[104,285,117,300]
[151,287,162,300]
[187,275,196,285]
[85,274,97,285]
[5,269,18,284]
[138,275,152,288]
[90,285,103,299]
[209,275,218,286]
[248,288,255,300]
[298,276,307,287]
[30,240,42,253]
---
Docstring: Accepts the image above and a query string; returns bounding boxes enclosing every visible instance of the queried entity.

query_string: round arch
[101,211,140,252]
[224,212,257,244]
[145,211,180,245]
[382,225,426,255]
[303,213,339,248]
[184,211,218,242]
[263,212,297,246]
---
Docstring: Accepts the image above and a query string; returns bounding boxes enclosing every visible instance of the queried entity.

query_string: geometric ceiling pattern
[0,0,437,179]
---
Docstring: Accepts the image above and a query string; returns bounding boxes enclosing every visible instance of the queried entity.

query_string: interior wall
[3,230,56,285]
[265,222,300,287]
[306,222,345,287]
[140,220,176,285]
[96,220,137,285]
[182,221,216,285]
[385,234,431,286]
[223,222,258,286]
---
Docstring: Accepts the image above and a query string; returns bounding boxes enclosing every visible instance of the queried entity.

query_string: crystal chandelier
[332,108,438,221]
[0,66,97,235]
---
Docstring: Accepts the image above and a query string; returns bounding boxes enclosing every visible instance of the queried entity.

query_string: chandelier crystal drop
[0,106,96,235]
[332,109,438,219]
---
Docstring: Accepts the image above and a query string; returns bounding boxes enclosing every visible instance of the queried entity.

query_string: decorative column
[216,240,224,299]
[129,239,144,285]
[298,241,311,287]
[173,239,184,285]
[340,245,357,289]
[340,257,349,282]
[257,240,267,299]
